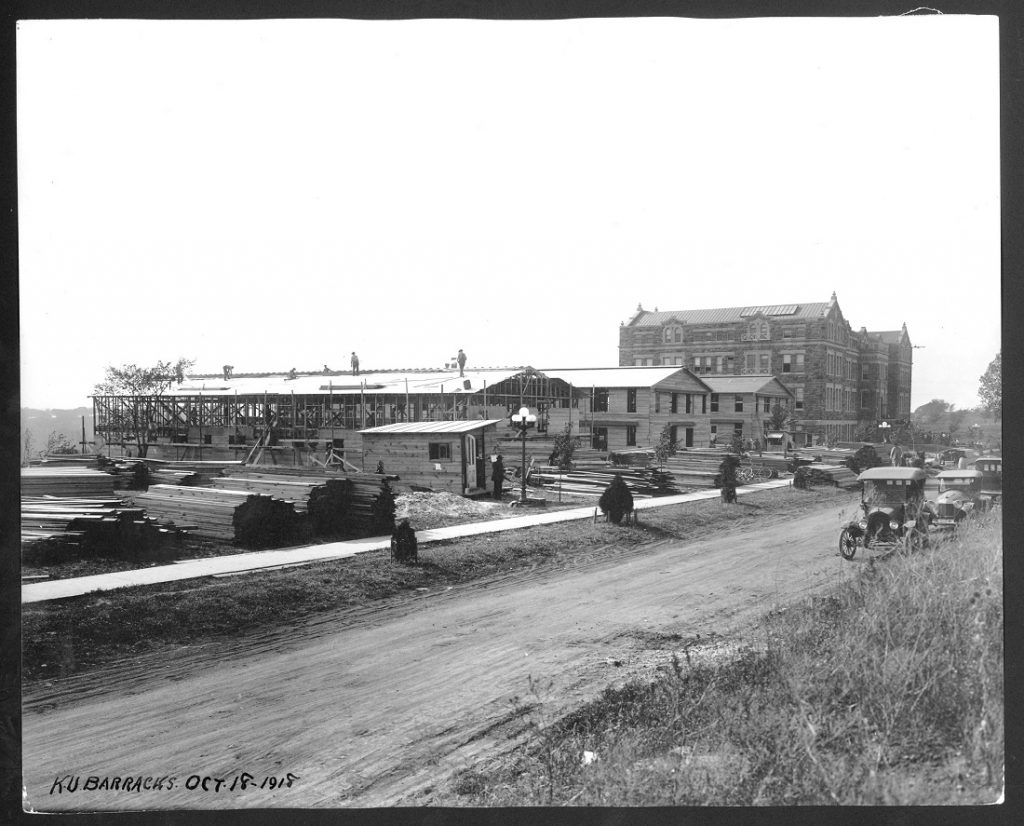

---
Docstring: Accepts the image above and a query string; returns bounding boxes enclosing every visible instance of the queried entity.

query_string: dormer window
[664,324,683,344]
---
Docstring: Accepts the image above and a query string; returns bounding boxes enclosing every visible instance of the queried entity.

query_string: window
[685,394,692,414]
[670,392,678,413]
[861,390,870,409]
[627,388,637,413]
[783,354,792,373]
[734,395,744,413]
[710,393,719,412]
[760,353,769,372]
[762,397,772,413]
[654,393,661,413]
[702,394,707,413]
[726,356,735,372]
[795,388,804,411]
[626,426,637,446]
[428,442,452,460]
[593,388,609,412]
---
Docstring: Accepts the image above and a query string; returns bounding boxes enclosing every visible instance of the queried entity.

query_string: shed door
[465,434,481,489]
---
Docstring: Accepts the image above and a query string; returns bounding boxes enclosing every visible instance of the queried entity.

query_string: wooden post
[360,381,365,429]
[405,377,410,422]
[81,415,86,455]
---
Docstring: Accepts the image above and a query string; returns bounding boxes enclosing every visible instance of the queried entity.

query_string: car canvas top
[857,467,928,482]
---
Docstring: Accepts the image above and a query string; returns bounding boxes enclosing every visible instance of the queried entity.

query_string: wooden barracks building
[617,293,913,444]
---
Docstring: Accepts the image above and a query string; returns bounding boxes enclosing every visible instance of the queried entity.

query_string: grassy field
[437,512,1004,806]
[23,485,848,684]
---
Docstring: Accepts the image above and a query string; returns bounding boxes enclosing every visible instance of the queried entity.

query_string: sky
[17,15,1000,412]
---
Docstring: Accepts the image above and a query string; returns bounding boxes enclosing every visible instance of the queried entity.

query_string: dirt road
[23,495,861,811]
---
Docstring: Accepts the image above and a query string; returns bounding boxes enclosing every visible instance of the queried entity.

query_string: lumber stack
[210,474,326,512]
[139,459,243,486]
[21,496,178,560]
[20,466,117,499]
[793,463,859,489]
[133,484,298,546]
[533,465,680,498]
[221,467,395,536]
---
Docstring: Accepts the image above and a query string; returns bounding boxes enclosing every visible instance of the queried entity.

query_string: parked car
[939,448,967,468]
[929,469,986,531]
[974,456,1002,507]
[839,467,931,559]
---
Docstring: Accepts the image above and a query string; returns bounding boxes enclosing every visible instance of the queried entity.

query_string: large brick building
[618,293,912,444]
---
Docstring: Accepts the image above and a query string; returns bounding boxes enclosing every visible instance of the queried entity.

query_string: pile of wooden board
[794,463,859,489]
[139,458,244,486]
[220,466,396,536]
[21,496,178,559]
[533,465,680,498]
[20,466,117,499]
[133,484,298,546]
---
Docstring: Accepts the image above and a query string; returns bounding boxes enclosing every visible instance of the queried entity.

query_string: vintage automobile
[974,456,1002,507]
[839,467,931,559]
[929,469,986,531]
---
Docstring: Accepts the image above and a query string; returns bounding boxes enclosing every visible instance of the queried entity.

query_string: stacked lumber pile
[139,459,243,486]
[793,463,859,489]
[533,465,680,498]
[21,496,178,561]
[211,473,328,512]
[21,466,117,499]
[21,496,123,543]
[660,450,731,487]
[221,467,396,536]
[133,485,298,546]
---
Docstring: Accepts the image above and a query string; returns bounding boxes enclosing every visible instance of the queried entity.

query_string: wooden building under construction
[91,367,578,469]
[91,364,798,481]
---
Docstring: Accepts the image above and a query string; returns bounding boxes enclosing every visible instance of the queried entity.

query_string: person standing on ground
[457,348,467,377]
[491,454,505,500]
[351,352,360,376]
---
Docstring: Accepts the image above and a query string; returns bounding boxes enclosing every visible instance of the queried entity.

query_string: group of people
[319,349,468,379]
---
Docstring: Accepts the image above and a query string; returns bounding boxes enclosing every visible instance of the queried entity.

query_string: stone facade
[618,294,912,443]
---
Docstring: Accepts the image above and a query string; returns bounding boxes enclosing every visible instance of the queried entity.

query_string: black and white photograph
[12,6,1005,814]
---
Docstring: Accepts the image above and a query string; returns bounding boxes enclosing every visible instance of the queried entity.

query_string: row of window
[645,323,812,347]
[594,390,803,415]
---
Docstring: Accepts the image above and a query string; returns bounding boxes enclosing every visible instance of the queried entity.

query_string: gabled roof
[540,366,711,391]
[628,302,830,327]
[360,419,504,435]
[699,374,794,397]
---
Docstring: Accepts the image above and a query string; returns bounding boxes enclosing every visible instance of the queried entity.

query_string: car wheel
[839,528,858,560]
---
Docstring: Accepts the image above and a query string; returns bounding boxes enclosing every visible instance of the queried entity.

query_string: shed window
[734,395,744,413]
[710,393,720,413]
[428,442,452,461]
[626,426,637,446]
[670,392,678,413]
[593,388,610,412]
[627,388,637,413]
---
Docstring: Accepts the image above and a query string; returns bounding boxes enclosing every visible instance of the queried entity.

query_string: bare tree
[93,358,194,458]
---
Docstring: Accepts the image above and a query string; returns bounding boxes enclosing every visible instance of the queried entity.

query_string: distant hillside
[20,407,94,462]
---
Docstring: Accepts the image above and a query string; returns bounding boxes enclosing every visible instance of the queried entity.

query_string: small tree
[45,431,79,455]
[549,423,581,470]
[718,454,740,503]
[22,429,35,466]
[978,352,1001,420]
[768,402,797,432]
[728,430,745,455]
[93,358,194,458]
[598,473,634,525]
[653,424,677,466]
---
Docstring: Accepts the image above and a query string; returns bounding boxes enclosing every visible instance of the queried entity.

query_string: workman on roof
[457,348,467,377]
[351,352,360,376]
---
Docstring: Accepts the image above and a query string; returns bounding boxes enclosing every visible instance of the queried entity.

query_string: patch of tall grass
[453,512,1003,806]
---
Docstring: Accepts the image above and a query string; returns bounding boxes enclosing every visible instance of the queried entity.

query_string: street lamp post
[510,405,537,503]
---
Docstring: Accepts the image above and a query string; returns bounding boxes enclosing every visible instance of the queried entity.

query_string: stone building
[618,293,912,444]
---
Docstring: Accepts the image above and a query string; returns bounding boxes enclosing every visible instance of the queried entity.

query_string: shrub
[598,474,634,524]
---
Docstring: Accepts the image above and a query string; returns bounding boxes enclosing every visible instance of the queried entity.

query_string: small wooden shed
[360,419,504,495]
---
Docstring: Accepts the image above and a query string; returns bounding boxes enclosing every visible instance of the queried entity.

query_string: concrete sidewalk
[22,479,792,604]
